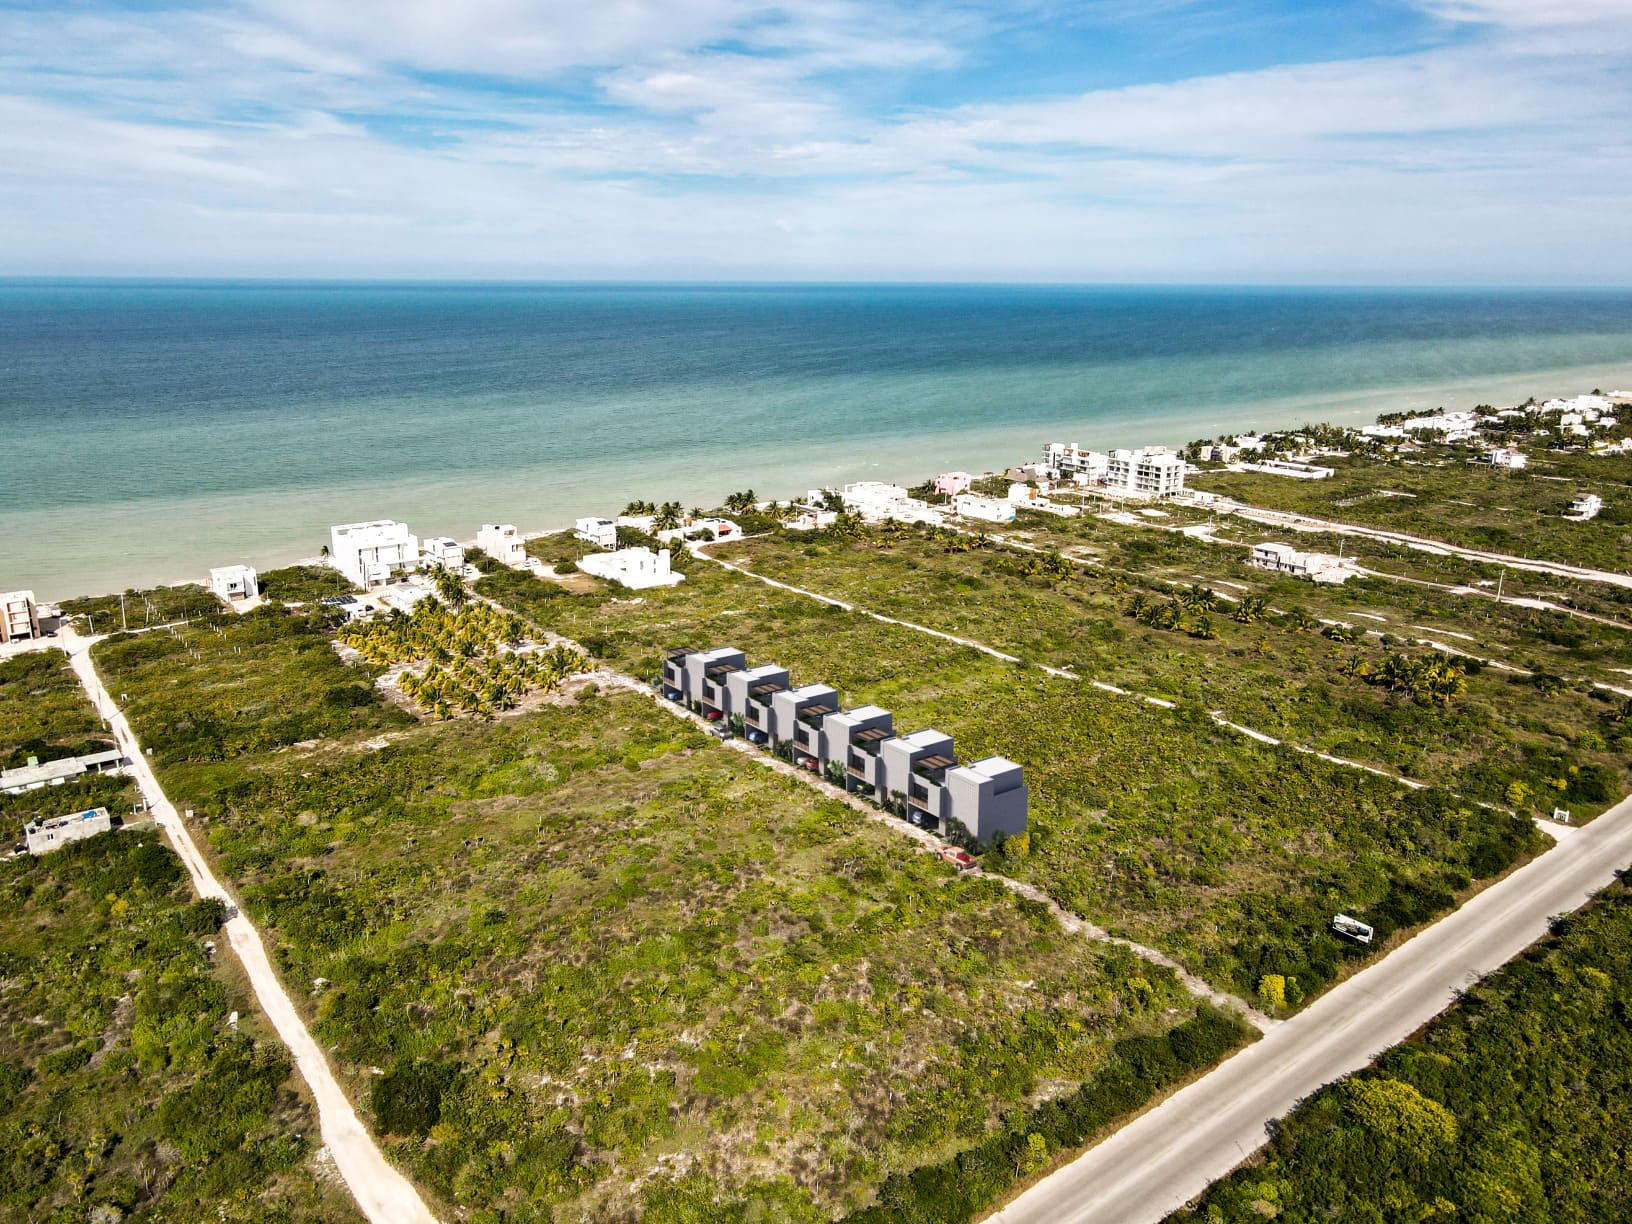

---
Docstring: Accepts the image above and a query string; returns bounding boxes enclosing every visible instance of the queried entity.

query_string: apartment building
[1042,442,1110,481]
[658,648,1027,843]
[1,590,42,643]
[329,520,419,589]
[1107,447,1187,498]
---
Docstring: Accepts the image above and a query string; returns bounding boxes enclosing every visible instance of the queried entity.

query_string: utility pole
[1496,567,1505,604]
[119,592,127,632]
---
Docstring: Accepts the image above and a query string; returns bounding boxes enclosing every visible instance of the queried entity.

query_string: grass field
[59,583,223,631]
[0,647,139,838]
[1169,879,1632,1224]
[0,829,359,1223]
[710,521,1632,820]
[124,668,1221,1221]
[477,560,1544,1005]
[1188,446,1632,574]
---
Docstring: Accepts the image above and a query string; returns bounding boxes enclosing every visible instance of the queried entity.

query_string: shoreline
[14,362,1632,601]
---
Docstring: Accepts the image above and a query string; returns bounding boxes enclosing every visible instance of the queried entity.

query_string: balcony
[793,726,812,748]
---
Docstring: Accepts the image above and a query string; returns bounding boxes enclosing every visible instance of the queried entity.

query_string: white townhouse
[329,520,419,589]
[421,536,466,568]
[576,517,618,548]
[953,493,1016,523]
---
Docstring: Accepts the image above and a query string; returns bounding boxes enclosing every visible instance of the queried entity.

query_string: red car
[938,847,976,871]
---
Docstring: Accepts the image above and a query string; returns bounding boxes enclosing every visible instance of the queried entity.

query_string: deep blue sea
[4,281,1632,598]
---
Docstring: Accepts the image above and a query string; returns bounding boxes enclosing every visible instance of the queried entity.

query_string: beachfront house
[657,516,740,545]
[476,523,526,567]
[953,493,1015,523]
[1107,447,1187,498]
[25,807,113,855]
[421,536,466,569]
[329,520,419,589]
[579,546,683,589]
[576,517,618,548]
[208,564,259,602]
[934,471,974,496]
[2,749,131,796]
[1,590,42,643]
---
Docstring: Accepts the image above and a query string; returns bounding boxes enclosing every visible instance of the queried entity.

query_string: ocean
[3,280,1632,600]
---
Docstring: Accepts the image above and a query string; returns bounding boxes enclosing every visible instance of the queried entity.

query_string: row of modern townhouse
[659,646,1027,846]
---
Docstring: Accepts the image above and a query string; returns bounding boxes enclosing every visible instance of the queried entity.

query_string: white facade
[421,536,466,568]
[1569,493,1603,519]
[576,517,618,548]
[209,565,259,602]
[615,513,658,535]
[579,546,685,590]
[1107,447,1187,498]
[1476,448,1528,470]
[839,482,940,524]
[1,590,41,642]
[1249,542,1355,584]
[1235,459,1334,479]
[25,807,113,855]
[330,520,419,589]
[953,493,1016,523]
[784,505,839,532]
[1043,442,1110,480]
[476,523,527,567]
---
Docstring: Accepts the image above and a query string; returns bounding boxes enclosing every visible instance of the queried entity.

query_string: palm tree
[655,501,683,532]
[432,565,466,606]
[1125,593,1149,619]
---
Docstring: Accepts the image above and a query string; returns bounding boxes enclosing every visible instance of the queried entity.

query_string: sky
[1,0,1629,283]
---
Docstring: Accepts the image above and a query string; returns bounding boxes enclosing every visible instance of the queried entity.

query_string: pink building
[934,471,974,496]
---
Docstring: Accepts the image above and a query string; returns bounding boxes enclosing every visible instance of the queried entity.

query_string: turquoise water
[3,281,1632,599]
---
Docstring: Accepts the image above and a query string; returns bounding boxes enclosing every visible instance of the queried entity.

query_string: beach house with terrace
[934,471,974,496]
[330,520,419,589]
[576,517,618,548]
[209,564,259,603]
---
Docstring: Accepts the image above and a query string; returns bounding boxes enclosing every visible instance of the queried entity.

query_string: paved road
[60,632,440,1224]
[988,791,1632,1224]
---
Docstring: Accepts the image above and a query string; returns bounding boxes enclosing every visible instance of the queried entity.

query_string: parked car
[938,847,976,872]
[706,725,733,741]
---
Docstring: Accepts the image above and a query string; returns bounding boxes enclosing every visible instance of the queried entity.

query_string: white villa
[1569,493,1604,519]
[576,517,618,548]
[953,493,1015,523]
[840,483,941,524]
[209,564,259,602]
[1475,448,1528,470]
[421,536,466,568]
[330,520,420,589]
[476,524,527,567]
[579,546,684,589]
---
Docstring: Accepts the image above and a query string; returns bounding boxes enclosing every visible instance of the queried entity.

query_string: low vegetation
[0,648,110,769]
[0,830,358,1222]
[258,564,352,606]
[714,520,1631,819]
[1170,881,1632,1223]
[151,689,1211,1221]
[60,584,221,632]
[476,559,1544,1003]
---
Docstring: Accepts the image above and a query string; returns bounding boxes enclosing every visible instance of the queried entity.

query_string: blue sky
[2,0,1629,282]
